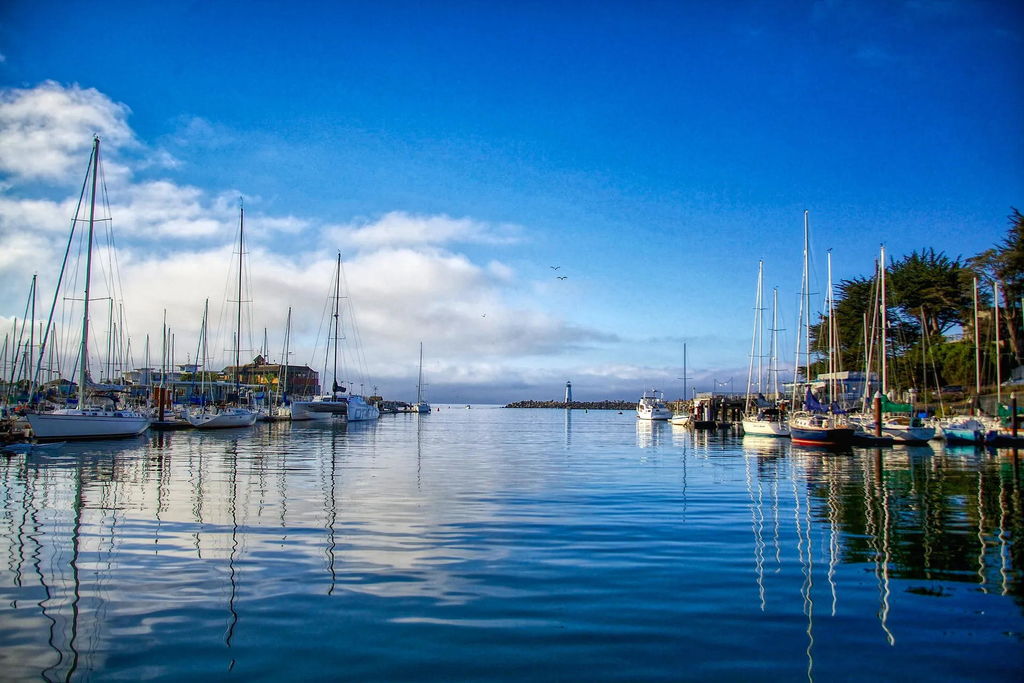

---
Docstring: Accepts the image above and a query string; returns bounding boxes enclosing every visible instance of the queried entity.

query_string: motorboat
[636,390,672,420]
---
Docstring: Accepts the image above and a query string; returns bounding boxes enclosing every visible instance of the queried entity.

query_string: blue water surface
[0,407,1021,681]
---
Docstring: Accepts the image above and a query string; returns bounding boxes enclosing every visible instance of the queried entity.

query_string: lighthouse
[564,380,573,404]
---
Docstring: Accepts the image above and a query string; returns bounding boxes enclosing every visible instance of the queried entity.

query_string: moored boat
[636,389,672,420]
[789,412,856,446]
[24,138,149,442]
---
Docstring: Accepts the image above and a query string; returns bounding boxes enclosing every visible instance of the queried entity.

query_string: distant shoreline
[504,400,635,410]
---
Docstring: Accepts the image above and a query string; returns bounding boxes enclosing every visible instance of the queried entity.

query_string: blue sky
[0,1,1021,402]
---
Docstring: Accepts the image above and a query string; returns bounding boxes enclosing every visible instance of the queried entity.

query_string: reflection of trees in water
[803,449,1023,602]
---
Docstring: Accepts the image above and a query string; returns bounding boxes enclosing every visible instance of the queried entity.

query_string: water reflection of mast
[744,455,766,610]
[866,450,895,645]
[824,457,840,616]
[790,455,814,682]
[225,441,240,671]
[976,469,988,592]
[326,430,339,595]
[998,459,1010,595]
[65,461,84,681]
[25,463,63,682]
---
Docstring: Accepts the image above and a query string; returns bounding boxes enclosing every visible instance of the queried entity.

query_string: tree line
[806,208,1024,392]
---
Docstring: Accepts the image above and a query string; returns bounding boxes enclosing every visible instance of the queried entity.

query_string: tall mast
[803,211,811,391]
[745,261,763,413]
[683,342,688,402]
[770,287,779,399]
[79,137,100,407]
[333,252,341,395]
[28,275,35,402]
[973,277,980,398]
[880,245,888,397]
[827,250,835,402]
[281,307,292,401]
[235,201,244,396]
[417,341,424,403]
[995,282,1001,406]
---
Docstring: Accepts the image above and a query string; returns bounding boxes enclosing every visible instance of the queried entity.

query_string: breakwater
[504,400,634,410]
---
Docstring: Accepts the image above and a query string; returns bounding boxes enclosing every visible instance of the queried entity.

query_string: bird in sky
[557,276,567,280]
[550,265,560,270]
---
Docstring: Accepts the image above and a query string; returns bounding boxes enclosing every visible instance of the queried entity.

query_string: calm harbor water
[0,407,1021,681]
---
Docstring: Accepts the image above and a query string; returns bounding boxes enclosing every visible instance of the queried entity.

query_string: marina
[0,408,1020,680]
[1,3,1021,679]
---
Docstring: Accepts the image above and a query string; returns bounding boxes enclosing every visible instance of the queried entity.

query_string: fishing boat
[636,389,672,420]
[25,138,150,441]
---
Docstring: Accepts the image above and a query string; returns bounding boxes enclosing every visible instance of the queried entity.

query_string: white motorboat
[636,390,672,420]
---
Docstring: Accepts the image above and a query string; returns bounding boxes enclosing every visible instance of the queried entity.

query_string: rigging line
[30,153,92,392]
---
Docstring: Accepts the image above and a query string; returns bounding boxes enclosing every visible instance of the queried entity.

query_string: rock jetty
[504,400,634,410]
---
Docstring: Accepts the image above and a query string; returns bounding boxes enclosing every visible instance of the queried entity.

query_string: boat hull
[741,418,790,437]
[346,397,381,422]
[290,400,344,421]
[27,410,149,441]
[186,409,258,429]
[790,426,856,447]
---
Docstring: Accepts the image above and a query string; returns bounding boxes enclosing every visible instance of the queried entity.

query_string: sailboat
[741,262,789,437]
[669,343,692,426]
[788,212,855,447]
[26,138,149,441]
[413,342,430,414]
[185,205,257,430]
[291,253,380,422]
[257,308,293,422]
[851,246,935,444]
[940,277,990,443]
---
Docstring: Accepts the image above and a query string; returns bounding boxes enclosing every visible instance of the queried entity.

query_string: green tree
[887,248,973,338]
[967,207,1024,369]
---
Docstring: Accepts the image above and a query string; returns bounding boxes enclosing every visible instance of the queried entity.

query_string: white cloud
[0,81,628,402]
[327,211,522,250]
[0,81,137,183]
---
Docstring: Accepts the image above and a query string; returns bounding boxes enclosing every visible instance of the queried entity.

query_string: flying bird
[550,265,560,270]
[557,276,568,280]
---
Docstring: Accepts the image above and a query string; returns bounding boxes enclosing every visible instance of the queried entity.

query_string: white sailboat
[669,343,692,426]
[850,246,935,444]
[185,205,258,430]
[413,342,431,414]
[788,212,855,447]
[26,138,149,441]
[741,262,790,437]
[291,253,380,422]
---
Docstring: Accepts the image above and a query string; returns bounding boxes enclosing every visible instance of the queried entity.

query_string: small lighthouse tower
[564,380,573,404]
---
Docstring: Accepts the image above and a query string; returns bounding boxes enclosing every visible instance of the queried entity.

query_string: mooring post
[1013,393,1019,438]
[873,391,882,438]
